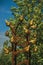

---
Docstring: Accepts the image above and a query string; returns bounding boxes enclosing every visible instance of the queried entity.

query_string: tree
[5,0,43,65]
[0,40,12,65]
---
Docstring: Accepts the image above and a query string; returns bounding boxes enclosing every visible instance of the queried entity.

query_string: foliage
[0,40,12,65]
[1,0,43,65]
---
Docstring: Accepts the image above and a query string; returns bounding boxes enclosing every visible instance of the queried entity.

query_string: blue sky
[0,0,17,32]
[0,0,17,50]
